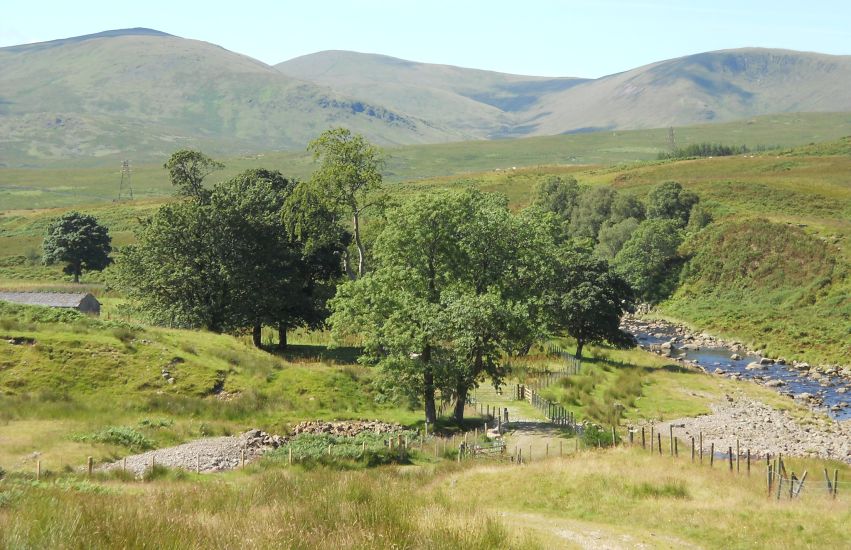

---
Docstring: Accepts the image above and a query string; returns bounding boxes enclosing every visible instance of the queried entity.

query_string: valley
[1,23,850,549]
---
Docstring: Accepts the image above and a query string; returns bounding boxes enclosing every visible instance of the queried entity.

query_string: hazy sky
[3,0,850,77]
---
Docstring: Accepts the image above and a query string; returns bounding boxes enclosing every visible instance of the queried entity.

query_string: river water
[625,318,851,421]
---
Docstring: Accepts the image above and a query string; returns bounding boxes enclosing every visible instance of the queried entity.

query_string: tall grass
[0,466,528,549]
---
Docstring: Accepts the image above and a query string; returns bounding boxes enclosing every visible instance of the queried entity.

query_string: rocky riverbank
[649,396,851,464]
[101,420,406,477]
[622,315,851,418]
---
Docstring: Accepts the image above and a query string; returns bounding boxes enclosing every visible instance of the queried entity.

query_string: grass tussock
[0,466,529,549]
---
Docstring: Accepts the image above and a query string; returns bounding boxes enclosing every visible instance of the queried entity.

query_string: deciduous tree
[307,128,385,278]
[42,211,112,283]
[163,149,224,202]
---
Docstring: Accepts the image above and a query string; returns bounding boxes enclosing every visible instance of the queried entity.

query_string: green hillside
[2,112,851,209]
[277,50,587,139]
[0,29,453,168]
[2,28,850,168]
[279,48,851,137]
[527,48,851,135]
[2,134,849,364]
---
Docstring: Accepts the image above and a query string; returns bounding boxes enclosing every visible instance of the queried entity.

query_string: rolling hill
[0,28,457,167]
[280,48,851,138]
[1,28,850,168]
[276,50,587,139]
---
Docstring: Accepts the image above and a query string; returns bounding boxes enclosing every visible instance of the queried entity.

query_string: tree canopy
[307,128,385,278]
[541,242,635,359]
[613,218,684,302]
[330,190,540,422]
[163,149,224,202]
[646,181,699,227]
[114,167,343,346]
[42,211,112,283]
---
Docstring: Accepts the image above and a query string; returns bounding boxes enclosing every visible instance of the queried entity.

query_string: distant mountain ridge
[1,28,850,166]
[279,48,851,138]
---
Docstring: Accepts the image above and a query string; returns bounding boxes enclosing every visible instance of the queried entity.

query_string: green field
[1,116,850,548]
[2,298,849,549]
[2,112,851,210]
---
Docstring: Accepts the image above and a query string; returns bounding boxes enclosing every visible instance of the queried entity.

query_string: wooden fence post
[768,464,773,497]
[710,443,714,467]
[691,437,695,462]
[611,426,617,446]
[657,433,662,454]
[36,460,41,481]
[669,425,674,456]
[736,439,740,473]
[789,472,796,499]
[641,427,646,449]
[728,447,733,471]
[747,449,750,475]
[834,469,839,499]
[650,426,654,453]
[87,456,93,476]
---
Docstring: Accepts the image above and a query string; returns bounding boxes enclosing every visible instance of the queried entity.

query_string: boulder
[730,354,742,361]
[759,357,774,365]
[746,362,766,370]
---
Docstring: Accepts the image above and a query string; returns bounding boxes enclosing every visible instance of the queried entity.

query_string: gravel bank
[100,421,406,477]
[100,430,282,477]
[648,398,851,463]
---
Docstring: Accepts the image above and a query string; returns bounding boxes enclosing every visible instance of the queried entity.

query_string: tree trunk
[575,339,584,360]
[342,249,356,281]
[277,324,288,351]
[252,324,262,348]
[353,212,365,278]
[422,345,437,423]
[73,260,80,283]
[453,383,468,423]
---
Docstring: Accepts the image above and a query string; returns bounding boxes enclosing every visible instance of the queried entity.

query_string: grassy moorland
[1,446,848,549]
[1,297,848,549]
[2,112,851,210]
[2,135,850,364]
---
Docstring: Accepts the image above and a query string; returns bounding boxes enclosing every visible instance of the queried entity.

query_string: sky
[2,0,850,77]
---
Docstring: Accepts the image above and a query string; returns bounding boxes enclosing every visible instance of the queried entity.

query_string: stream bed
[622,317,851,421]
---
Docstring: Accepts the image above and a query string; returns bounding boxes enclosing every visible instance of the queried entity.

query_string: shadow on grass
[272,344,361,365]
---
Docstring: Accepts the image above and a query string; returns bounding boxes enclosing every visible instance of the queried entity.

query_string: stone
[730,354,742,361]
[759,357,774,365]
[765,380,785,388]
[746,362,766,370]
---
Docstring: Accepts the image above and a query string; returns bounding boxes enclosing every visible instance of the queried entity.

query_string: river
[622,317,851,421]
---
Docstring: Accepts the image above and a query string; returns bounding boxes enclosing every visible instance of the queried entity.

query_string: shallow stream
[626,319,851,421]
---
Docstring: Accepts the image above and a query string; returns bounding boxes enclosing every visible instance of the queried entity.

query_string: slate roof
[0,292,96,308]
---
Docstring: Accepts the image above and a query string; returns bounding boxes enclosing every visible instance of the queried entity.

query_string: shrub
[74,426,153,451]
[265,431,415,468]
[629,480,690,499]
[111,327,136,344]
[581,424,615,447]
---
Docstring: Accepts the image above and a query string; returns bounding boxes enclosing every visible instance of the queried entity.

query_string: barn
[0,292,101,315]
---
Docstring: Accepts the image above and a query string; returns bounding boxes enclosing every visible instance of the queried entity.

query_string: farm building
[0,292,101,315]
